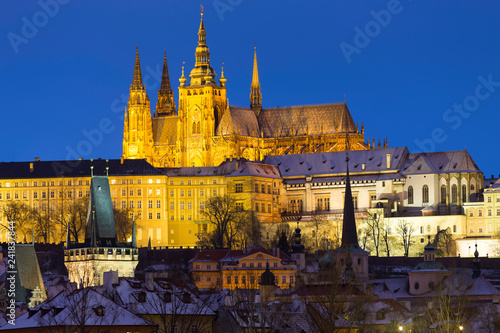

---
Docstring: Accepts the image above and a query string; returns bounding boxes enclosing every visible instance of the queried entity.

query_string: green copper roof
[84,176,117,247]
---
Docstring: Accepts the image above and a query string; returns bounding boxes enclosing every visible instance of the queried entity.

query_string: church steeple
[131,46,144,91]
[250,46,262,115]
[189,7,216,86]
[341,156,359,248]
[156,51,176,116]
[122,46,154,163]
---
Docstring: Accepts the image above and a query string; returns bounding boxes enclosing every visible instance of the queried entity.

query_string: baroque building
[122,11,374,168]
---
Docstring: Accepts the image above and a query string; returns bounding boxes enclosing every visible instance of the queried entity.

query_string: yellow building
[122,11,373,169]
[190,244,297,291]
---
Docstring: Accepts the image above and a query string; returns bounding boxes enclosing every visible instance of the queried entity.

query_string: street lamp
[459,325,463,331]
[399,326,403,331]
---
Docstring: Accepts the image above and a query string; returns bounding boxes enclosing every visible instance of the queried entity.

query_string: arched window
[408,186,414,204]
[441,185,447,204]
[422,185,429,204]
[462,184,467,203]
[471,184,475,191]
[192,122,200,134]
[451,184,458,204]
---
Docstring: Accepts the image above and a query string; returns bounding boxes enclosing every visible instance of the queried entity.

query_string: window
[420,226,424,234]
[353,196,358,209]
[212,189,217,196]
[137,200,142,209]
[268,204,271,213]
[488,196,492,203]
[488,209,492,216]
[122,179,126,185]
[235,183,243,193]
[227,276,231,284]
[382,181,385,187]
[170,201,174,210]
[451,184,458,204]
[267,185,271,194]
[255,183,259,193]
[148,200,153,209]
[422,185,429,204]
[122,189,126,196]
[34,192,38,199]
[188,190,191,197]
[290,276,294,284]
[156,200,161,208]
[188,180,192,185]
[471,184,475,191]
[200,180,204,185]
[180,201,185,210]
[441,185,446,204]
[149,212,153,219]
[188,215,192,220]
[200,201,205,209]
[479,210,482,217]
[469,211,473,217]
[408,186,414,204]
[453,225,457,233]
[325,198,330,210]
[255,203,259,212]
[316,198,323,211]
[122,201,126,209]
[261,184,265,193]
[261,203,265,212]
[170,190,174,197]
[180,190,184,197]
[78,191,82,198]
[462,184,467,203]
[157,213,161,219]
[156,189,160,195]
[130,189,134,196]
[200,189,204,197]
[130,201,134,209]
[188,201,192,210]
[242,263,246,268]
[234,276,238,285]
[282,276,286,284]
[497,209,500,216]
[213,179,217,185]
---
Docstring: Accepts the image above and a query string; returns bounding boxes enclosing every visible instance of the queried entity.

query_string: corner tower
[122,47,154,164]
[250,46,262,115]
[177,8,228,167]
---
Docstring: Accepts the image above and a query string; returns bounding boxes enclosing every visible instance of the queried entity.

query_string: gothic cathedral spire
[156,51,176,116]
[189,8,216,86]
[250,46,262,115]
[122,46,154,164]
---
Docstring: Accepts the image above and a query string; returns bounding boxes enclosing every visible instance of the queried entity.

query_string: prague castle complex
[0,11,497,257]
[122,11,372,169]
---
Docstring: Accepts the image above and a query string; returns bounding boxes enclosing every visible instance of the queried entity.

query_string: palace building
[122,10,376,169]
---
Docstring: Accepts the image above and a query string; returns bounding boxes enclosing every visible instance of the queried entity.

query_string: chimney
[34,157,40,162]
[386,153,391,169]
[30,162,34,173]
[362,163,366,170]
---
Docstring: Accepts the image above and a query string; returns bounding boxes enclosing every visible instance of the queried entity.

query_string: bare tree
[200,195,246,249]
[381,219,393,257]
[433,227,456,257]
[396,219,415,257]
[310,210,330,251]
[233,210,262,249]
[1,201,33,242]
[32,208,54,243]
[418,272,476,333]
[113,207,135,242]
[364,210,384,256]
[472,303,500,333]
[138,282,214,333]
[54,197,88,244]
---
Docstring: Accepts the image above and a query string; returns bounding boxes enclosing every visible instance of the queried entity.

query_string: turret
[189,7,216,86]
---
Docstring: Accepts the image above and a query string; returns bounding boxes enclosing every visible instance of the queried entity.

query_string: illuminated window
[408,186,414,204]
[452,184,458,204]
[235,183,243,193]
[422,185,429,204]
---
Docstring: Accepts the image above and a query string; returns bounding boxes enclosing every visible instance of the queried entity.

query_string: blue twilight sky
[1,1,500,177]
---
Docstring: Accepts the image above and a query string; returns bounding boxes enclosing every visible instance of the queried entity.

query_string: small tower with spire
[472,243,481,278]
[250,45,262,115]
[156,52,176,116]
[331,155,369,283]
[122,46,154,164]
[291,222,306,271]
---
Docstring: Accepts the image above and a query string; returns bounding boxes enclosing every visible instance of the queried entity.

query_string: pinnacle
[159,51,171,92]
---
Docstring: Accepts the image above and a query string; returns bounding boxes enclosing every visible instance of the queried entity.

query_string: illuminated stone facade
[122,11,372,168]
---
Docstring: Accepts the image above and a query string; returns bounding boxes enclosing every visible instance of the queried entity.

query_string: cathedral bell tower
[122,47,154,164]
[177,8,228,167]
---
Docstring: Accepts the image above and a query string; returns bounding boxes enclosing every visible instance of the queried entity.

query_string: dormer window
[93,305,105,316]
